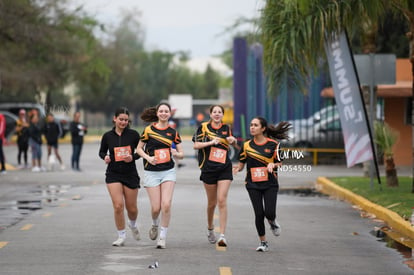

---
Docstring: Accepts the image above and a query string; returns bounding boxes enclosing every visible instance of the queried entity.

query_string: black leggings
[247,187,278,237]
[0,138,4,171]
[17,141,28,165]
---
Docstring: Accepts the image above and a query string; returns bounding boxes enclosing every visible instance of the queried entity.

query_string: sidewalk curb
[316,176,414,243]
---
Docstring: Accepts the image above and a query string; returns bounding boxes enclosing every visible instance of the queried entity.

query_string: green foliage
[259,0,390,93]
[0,0,107,105]
[331,176,413,220]
[374,121,399,157]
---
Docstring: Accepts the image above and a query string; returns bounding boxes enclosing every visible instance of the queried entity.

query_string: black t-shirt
[140,123,182,171]
[238,138,281,190]
[192,122,233,172]
[99,127,140,175]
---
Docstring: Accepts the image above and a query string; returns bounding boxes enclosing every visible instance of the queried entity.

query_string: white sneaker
[31,166,41,172]
[149,225,158,240]
[129,225,140,241]
[60,164,65,171]
[217,235,227,247]
[156,238,166,249]
[256,241,269,252]
[269,220,281,236]
[207,228,216,244]
[112,237,125,247]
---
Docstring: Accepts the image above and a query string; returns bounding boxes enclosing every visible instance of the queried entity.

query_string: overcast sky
[71,0,264,58]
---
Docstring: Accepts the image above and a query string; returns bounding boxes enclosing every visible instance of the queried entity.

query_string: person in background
[15,109,29,168]
[192,105,237,247]
[136,102,184,249]
[99,107,141,247]
[233,117,290,252]
[43,113,64,170]
[168,107,184,168]
[0,113,6,174]
[28,113,44,172]
[70,111,87,171]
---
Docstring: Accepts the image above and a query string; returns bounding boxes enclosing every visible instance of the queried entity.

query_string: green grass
[330,176,414,220]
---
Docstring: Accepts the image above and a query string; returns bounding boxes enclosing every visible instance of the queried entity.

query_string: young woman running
[99,107,141,247]
[193,105,237,247]
[136,103,184,249]
[233,117,290,252]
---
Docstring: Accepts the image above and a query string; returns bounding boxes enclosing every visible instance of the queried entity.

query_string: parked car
[0,102,70,138]
[0,110,19,139]
[286,116,344,149]
[288,105,339,131]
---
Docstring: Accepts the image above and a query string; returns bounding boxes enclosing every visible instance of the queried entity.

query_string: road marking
[20,224,33,230]
[219,266,232,275]
[0,242,8,248]
[43,213,52,217]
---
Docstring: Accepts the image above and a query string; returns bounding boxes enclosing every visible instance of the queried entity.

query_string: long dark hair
[254,117,291,140]
[141,102,171,123]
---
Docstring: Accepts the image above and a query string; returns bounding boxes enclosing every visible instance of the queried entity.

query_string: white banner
[324,32,374,167]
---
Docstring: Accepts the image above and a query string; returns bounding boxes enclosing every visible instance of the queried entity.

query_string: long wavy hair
[254,117,291,140]
[140,102,171,123]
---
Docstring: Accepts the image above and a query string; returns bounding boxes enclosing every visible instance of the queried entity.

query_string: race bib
[154,148,171,164]
[250,167,268,182]
[209,147,227,164]
[114,146,131,162]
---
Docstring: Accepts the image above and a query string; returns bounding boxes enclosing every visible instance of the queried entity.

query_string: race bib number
[154,148,171,164]
[209,147,227,164]
[114,146,131,162]
[250,167,268,182]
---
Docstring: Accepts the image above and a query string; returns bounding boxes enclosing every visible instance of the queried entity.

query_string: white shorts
[143,168,176,188]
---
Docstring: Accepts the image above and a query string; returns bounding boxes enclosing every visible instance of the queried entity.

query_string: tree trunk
[385,156,399,187]
[361,19,378,178]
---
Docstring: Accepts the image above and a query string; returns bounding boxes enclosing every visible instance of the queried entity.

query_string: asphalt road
[0,140,412,274]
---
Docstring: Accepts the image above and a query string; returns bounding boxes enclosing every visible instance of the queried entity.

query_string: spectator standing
[28,114,43,172]
[70,111,87,171]
[43,113,64,170]
[15,109,30,168]
[0,113,6,174]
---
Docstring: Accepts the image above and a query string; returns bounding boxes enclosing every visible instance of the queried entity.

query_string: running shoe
[217,235,227,247]
[269,220,281,236]
[256,241,269,252]
[207,228,216,244]
[129,224,141,241]
[112,237,126,247]
[156,238,166,249]
[149,225,158,240]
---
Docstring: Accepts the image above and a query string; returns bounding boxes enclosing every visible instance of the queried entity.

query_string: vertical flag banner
[324,31,375,168]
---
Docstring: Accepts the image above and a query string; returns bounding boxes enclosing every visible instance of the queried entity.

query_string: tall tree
[260,0,388,93]
[0,0,106,107]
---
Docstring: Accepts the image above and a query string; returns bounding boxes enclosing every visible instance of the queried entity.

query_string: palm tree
[374,121,399,187]
[260,0,388,93]
[260,1,391,180]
